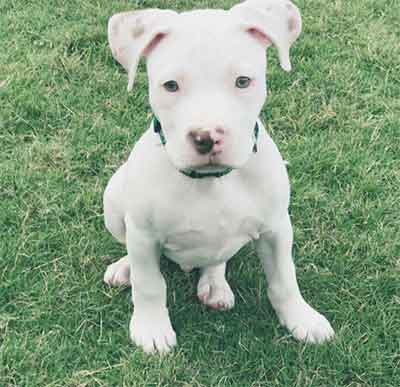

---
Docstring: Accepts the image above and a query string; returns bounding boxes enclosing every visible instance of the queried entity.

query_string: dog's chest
[157,181,265,267]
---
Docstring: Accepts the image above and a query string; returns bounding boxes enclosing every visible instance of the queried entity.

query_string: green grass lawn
[1,0,399,386]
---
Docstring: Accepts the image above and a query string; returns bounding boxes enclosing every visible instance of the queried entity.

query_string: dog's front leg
[126,216,176,354]
[256,213,334,343]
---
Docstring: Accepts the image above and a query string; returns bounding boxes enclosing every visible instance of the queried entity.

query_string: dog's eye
[235,76,251,89]
[163,80,179,92]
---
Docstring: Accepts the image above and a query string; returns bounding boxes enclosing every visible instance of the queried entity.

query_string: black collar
[153,116,259,179]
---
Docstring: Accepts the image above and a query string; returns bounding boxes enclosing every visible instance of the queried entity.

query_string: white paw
[180,264,194,273]
[277,299,334,344]
[104,257,131,287]
[197,275,235,310]
[130,308,177,354]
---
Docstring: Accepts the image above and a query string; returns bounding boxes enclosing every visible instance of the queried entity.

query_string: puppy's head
[108,0,301,172]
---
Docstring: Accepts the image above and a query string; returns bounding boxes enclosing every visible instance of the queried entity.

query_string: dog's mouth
[179,157,236,178]
[184,163,232,172]
[182,155,234,173]
[179,162,235,179]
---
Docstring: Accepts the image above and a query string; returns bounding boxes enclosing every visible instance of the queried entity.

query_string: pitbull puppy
[103,0,334,353]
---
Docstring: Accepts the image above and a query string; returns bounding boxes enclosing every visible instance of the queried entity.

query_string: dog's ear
[108,9,178,91]
[231,0,301,71]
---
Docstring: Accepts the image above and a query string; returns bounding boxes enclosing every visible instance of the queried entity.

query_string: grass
[1,0,399,386]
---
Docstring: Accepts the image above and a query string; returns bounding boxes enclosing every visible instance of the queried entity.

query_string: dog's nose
[188,130,215,155]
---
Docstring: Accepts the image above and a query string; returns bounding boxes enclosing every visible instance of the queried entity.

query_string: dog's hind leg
[197,263,235,310]
[103,210,130,286]
[104,255,131,286]
[103,207,130,287]
[103,170,131,286]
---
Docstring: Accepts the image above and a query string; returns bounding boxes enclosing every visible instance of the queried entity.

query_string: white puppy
[103,0,334,354]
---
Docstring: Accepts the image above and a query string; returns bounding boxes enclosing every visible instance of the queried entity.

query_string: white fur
[104,0,334,353]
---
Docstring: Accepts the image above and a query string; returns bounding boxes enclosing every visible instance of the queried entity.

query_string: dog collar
[179,166,234,179]
[153,116,259,179]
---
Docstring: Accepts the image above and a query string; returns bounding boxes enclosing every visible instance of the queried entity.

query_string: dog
[103,0,334,354]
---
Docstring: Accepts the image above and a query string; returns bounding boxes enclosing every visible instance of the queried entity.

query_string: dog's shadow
[102,243,289,355]
[161,244,284,351]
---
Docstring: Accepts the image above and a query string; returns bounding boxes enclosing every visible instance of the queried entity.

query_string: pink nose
[188,128,225,155]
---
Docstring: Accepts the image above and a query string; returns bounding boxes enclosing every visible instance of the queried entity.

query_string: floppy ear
[108,9,178,91]
[230,0,301,71]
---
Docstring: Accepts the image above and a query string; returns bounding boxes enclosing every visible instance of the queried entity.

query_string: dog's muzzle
[153,115,259,179]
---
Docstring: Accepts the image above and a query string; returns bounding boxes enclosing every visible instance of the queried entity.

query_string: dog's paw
[104,256,131,287]
[277,299,334,344]
[130,308,177,354]
[180,264,194,273]
[197,275,235,311]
